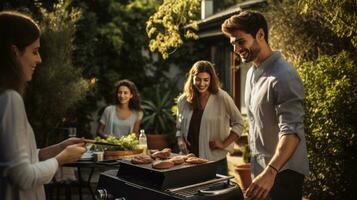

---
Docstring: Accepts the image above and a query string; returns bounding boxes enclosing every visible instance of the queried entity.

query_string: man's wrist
[268,164,279,174]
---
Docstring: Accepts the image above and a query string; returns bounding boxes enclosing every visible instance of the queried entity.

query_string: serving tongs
[84,139,122,147]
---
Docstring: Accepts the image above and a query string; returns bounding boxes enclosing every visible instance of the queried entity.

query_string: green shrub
[141,86,176,135]
[25,1,89,147]
[298,51,357,199]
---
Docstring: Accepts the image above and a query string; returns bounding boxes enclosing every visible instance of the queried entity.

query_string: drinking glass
[68,127,77,137]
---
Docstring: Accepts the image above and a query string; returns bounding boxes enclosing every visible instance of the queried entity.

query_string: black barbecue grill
[95,158,244,200]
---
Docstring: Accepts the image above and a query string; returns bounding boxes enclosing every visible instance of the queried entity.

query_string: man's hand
[55,143,86,166]
[245,166,277,200]
[209,139,225,150]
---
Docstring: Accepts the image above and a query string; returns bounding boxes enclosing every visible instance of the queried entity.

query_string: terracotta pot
[235,163,252,190]
[147,134,168,150]
[104,149,143,160]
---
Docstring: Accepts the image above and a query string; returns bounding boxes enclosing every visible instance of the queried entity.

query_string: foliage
[298,0,357,49]
[93,133,139,151]
[146,0,200,59]
[214,0,247,12]
[25,0,89,147]
[237,117,250,163]
[171,94,180,117]
[146,0,249,59]
[266,1,354,65]
[242,145,251,163]
[298,51,357,199]
[71,0,174,101]
[141,86,176,135]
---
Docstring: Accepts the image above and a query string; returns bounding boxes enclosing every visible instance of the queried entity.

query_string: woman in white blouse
[176,60,244,175]
[97,79,143,138]
[0,11,86,200]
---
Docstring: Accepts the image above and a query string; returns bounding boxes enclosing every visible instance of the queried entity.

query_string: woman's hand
[59,137,85,150]
[55,143,86,166]
[177,137,190,154]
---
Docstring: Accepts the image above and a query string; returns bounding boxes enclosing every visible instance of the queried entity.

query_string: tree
[25,0,89,147]
[298,0,357,49]
[146,0,200,59]
[146,0,248,59]
[266,1,354,65]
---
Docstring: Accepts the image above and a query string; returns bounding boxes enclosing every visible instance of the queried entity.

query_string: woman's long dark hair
[183,60,221,109]
[114,79,142,111]
[0,11,41,95]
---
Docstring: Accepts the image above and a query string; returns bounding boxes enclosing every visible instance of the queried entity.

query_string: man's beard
[240,40,260,63]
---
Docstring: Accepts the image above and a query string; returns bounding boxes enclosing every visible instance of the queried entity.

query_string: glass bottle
[138,129,148,155]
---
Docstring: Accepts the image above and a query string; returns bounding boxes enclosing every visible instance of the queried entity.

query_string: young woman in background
[97,79,143,138]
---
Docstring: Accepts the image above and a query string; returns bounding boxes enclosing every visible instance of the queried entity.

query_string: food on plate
[149,149,159,154]
[168,156,185,165]
[151,148,171,159]
[131,155,153,164]
[183,153,196,161]
[152,160,175,169]
[185,157,209,164]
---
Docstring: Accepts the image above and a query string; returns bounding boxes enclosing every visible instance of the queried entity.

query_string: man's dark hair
[222,10,269,43]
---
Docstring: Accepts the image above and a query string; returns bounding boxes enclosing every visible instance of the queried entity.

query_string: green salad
[92,133,139,151]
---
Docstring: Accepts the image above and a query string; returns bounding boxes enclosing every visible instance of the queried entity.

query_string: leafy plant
[146,0,200,59]
[141,87,176,135]
[298,51,357,200]
[298,0,357,48]
[242,145,251,163]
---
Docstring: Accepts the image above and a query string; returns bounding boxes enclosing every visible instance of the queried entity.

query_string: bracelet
[268,164,279,173]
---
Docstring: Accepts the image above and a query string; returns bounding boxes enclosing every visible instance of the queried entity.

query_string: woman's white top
[176,89,244,161]
[100,105,143,137]
[0,90,58,200]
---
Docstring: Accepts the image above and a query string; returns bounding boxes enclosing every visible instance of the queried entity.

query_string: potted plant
[234,118,252,190]
[235,144,252,191]
[141,87,176,150]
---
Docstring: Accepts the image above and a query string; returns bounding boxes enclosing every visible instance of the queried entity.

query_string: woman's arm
[96,122,108,138]
[209,131,239,149]
[7,143,86,190]
[133,120,141,137]
[39,137,84,161]
[0,91,56,189]
[175,96,190,154]
[209,91,244,150]
[177,136,190,154]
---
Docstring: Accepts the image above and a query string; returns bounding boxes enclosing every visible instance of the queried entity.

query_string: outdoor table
[61,159,121,200]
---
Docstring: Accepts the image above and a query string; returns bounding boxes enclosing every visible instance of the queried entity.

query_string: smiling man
[222,11,309,200]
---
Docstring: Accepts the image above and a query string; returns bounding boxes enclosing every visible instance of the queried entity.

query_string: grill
[95,158,244,200]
